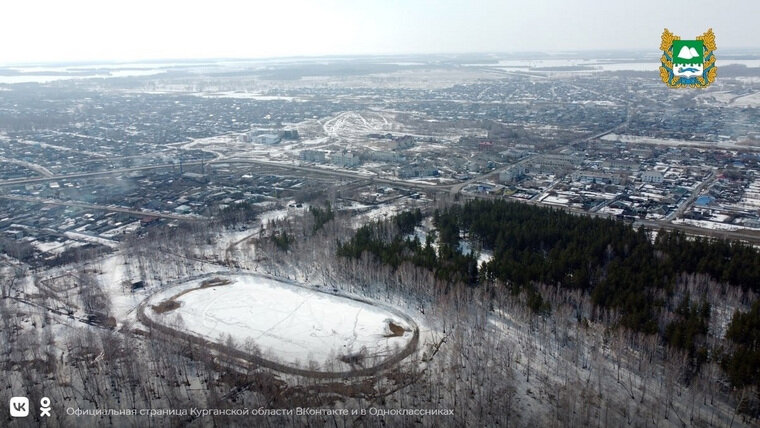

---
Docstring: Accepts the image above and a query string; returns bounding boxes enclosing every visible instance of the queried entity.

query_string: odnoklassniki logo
[659,28,717,88]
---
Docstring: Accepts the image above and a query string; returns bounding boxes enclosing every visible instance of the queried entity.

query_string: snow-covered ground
[322,111,397,138]
[540,194,570,205]
[738,178,760,209]
[144,274,415,370]
[194,91,300,102]
[601,133,760,150]
[63,231,120,248]
[731,91,760,107]
[458,239,494,266]
[673,218,743,231]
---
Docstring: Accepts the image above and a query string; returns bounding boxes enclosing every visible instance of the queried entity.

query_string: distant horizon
[3,0,758,66]
[2,47,760,68]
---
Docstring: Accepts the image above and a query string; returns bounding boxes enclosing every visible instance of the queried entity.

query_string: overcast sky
[1,0,758,64]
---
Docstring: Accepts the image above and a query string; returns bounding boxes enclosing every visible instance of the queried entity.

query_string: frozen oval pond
[140,273,417,374]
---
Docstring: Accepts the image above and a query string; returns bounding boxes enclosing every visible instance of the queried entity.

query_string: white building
[641,171,664,183]
[499,164,526,183]
[572,171,622,185]
[331,151,361,167]
[365,150,404,163]
[300,150,326,163]
[533,154,580,172]
[605,159,638,171]
[398,165,438,178]
[253,134,281,145]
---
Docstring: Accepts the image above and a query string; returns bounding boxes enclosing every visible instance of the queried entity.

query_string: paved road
[0,194,207,221]
[219,158,446,191]
[0,156,55,177]
[3,153,759,244]
[460,191,760,244]
[634,218,760,244]
[666,170,716,221]
[448,125,623,198]
[0,157,443,192]
[0,160,205,187]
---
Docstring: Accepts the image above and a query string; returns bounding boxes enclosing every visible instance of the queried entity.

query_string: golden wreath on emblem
[659,28,717,88]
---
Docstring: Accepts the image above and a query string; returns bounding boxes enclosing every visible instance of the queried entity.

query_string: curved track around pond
[137,272,419,379]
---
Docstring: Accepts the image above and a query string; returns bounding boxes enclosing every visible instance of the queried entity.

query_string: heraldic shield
[660,28,717,88]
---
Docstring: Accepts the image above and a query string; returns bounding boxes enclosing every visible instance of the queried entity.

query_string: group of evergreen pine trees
[338,200,760,392]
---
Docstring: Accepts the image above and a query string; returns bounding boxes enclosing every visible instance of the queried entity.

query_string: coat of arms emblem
[659,28,717,88]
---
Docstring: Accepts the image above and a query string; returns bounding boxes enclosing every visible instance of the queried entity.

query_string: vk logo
[10,397,29,417]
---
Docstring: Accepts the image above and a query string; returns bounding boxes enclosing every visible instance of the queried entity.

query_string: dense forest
[338,208,480,286]
[338,200,760,396]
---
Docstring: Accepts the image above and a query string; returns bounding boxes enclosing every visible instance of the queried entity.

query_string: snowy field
[143,274,416,371]
[673,218,743,231]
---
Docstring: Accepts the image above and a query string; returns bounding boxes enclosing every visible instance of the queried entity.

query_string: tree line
[337,199,760,398]
[338,208,480,286]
